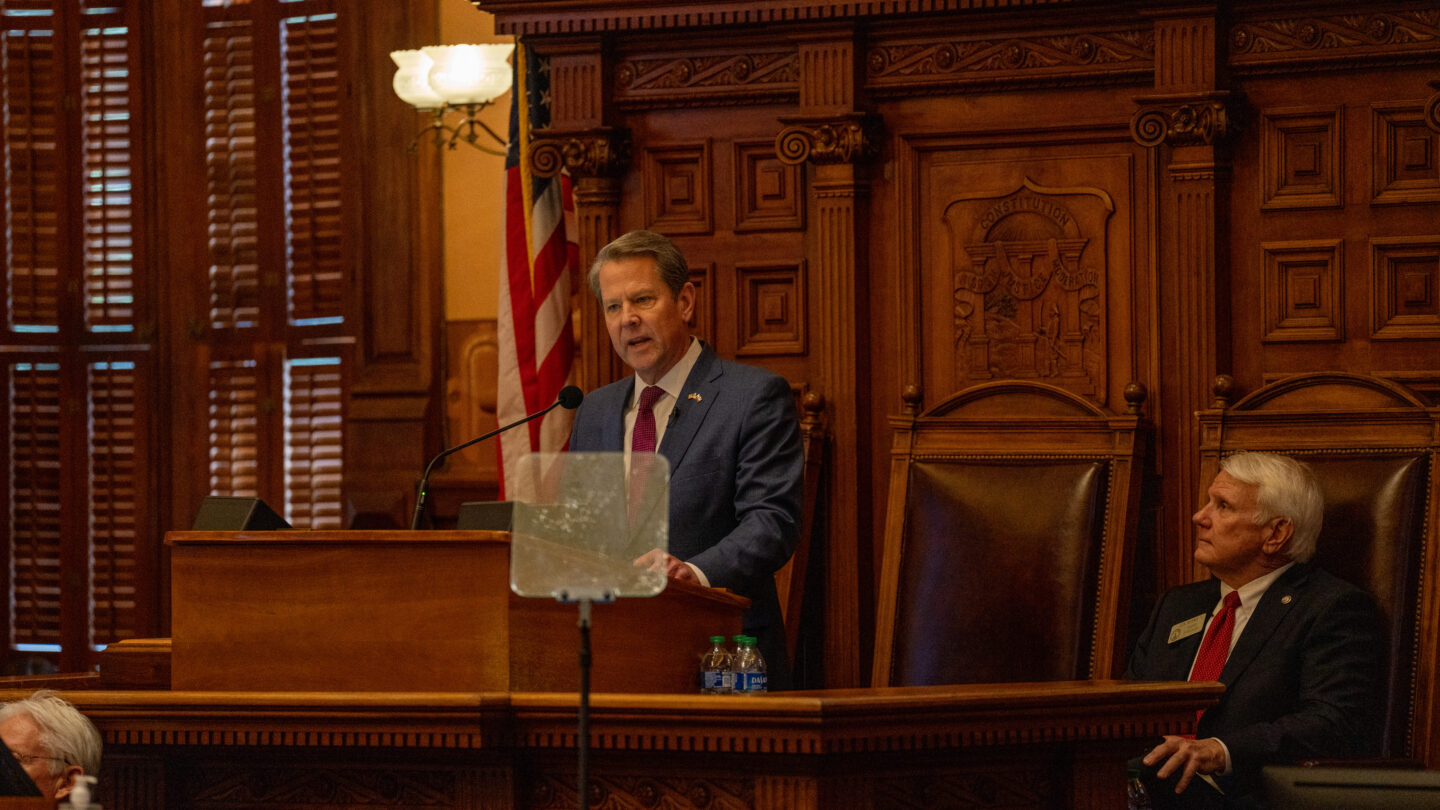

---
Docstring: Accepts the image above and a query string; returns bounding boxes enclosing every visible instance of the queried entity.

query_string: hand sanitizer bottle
[69,774,99,808]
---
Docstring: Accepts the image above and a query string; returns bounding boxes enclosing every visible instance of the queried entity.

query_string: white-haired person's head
[1219,451,1324,563]
[0,689,101,801]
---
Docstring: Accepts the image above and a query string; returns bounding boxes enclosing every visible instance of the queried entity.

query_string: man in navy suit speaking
[1126,452,1384,808]
[569,229,804,689]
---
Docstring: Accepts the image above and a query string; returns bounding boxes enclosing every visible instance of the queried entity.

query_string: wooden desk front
[18,681,1220,810]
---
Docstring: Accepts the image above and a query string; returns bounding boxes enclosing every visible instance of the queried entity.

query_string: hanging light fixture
[390,43,514,154]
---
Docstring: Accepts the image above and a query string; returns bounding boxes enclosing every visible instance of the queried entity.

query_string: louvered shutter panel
[90,360,141,644]
[4,26,62,331]
[8,362,63,649]
[284,356,343,528]
[282,11,343,326]
[201,0,346,528]
[204,17,260,331]
[82,23,137,333]
[208,358,261,497]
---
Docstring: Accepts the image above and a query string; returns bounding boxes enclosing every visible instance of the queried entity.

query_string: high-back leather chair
[1197,372,1440,766]
[871,380,1149,686]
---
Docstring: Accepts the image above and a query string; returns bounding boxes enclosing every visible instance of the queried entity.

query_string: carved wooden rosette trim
[614,50,800,109]
[864,28,1154,96]
[1229,10,1440,61]
[1129,100,1234,148]
[775,115,882,166]
[527,128,631,178]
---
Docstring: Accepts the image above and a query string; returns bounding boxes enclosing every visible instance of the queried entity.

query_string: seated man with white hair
[0,689,103,803]
[1126,451,1385,809]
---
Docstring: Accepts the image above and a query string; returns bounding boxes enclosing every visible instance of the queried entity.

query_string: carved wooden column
[530,40,630,391]
[778,29,878,688]
[1131,9,1235,587]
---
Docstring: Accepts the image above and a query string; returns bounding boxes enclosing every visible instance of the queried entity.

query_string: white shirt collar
[630,337,701,408]
[1222,560,1296,613]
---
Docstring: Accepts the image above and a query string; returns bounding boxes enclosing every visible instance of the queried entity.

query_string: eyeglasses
[10,751,65,768]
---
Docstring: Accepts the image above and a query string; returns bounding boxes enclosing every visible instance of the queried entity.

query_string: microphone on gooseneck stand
[409,385,584,531]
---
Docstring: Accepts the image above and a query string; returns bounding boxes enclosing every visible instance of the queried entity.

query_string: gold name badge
[1168,613,1207,644]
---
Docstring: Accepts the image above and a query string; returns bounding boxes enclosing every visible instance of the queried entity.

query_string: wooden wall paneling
[1131,8,1233,588]
[1259,105,1344,211]
[1371,235,1440,340]
[735,140,805,232]
[643,140,714,234]
[1260,239,1345,343]
[931,169,1121,404]
[1371,99,1440,206]
[777,27,875,688]
[735,261,807,357]
[341,1,443,528]
[1223,5,1440,406]
[1225,64,1440,408]
[889,119,1152,417]
[146,0,211,632]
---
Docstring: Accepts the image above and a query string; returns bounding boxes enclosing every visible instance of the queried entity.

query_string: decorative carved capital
[1426,79,1440,134]
[528,127,631,178]
[775,114,881,166]
[1130,98,1236,148]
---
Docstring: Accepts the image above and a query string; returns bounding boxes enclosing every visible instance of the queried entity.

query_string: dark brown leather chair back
[1303,454,1428,758]
[873,380,1148,686]
[1197,372,1440,764]
[892,459,1108,684]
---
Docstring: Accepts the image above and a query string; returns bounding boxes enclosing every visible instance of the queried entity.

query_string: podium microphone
[409,385,584,530]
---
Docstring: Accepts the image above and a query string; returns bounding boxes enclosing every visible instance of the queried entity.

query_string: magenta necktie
[629,386,665,522]
[631,385,664,454]
[1186,590,1241,734]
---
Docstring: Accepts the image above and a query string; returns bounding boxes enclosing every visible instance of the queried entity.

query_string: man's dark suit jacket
[569,343,804,687]
[1126,562,1385,802]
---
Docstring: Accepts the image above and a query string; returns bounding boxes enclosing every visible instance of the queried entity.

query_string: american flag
[497,44,577,498]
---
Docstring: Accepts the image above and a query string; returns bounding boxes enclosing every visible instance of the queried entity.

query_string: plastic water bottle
[732,635,767,695]
[699,635,732,694]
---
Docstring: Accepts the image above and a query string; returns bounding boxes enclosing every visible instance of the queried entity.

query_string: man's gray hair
[1220,451,1324,563]
[587,229,690,299]
[0,690,101,777]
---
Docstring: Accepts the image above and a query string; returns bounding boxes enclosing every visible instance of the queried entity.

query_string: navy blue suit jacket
[569,343,804,684]
[1126,563,1384,799]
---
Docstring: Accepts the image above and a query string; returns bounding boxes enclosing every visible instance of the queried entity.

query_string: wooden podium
[165,530,747,693]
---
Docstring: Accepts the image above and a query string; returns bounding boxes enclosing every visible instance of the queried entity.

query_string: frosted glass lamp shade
[390,49,444,109]
[422,43,514,105]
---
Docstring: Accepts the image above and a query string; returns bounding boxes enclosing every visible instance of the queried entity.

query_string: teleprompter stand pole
[577,598,592,810]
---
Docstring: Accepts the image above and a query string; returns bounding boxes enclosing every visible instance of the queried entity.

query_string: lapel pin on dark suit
[1281,595,1292,604]
[687,392,702,402]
